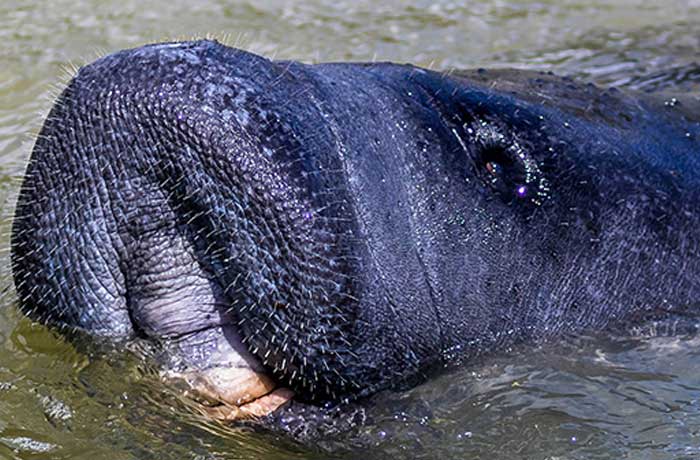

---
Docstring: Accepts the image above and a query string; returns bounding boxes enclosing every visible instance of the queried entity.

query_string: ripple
[2,1,700,459]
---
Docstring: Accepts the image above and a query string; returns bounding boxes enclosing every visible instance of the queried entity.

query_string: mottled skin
[11,40,700,407]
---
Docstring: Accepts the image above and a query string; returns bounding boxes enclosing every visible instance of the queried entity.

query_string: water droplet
[457,431,473,440]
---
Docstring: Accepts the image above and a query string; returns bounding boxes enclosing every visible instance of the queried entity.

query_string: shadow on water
[1,1,700,458]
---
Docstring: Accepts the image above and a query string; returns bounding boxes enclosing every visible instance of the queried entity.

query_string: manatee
[11,40,700,419]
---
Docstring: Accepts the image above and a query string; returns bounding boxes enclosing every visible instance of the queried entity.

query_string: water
[1,1,700,458]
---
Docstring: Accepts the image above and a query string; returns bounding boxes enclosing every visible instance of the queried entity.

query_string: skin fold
[11,40,700,418]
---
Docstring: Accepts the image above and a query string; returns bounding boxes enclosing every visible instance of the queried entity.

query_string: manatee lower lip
[162,325,293,419]
[175,361,276,406]
[203,388,296,420]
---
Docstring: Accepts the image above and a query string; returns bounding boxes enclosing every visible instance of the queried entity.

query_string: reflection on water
[1,1,700,458]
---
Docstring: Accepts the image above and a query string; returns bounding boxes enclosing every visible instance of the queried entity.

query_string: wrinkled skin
[11,40,700,416]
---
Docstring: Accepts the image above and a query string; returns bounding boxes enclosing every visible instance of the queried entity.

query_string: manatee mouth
[160,324,294,420]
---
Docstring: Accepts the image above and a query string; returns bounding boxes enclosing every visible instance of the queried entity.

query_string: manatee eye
[462,122,550,207]
[485,161,502,176]
[475,142,526,200]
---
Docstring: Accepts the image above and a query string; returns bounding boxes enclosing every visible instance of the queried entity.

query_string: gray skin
[11,40,700,407]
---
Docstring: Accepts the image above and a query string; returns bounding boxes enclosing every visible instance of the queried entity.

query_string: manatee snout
[11,40,345,416]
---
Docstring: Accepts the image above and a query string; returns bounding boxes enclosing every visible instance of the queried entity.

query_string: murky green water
[2,1,700,458]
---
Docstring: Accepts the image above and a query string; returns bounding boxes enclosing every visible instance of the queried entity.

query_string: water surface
[1,1,700,458]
